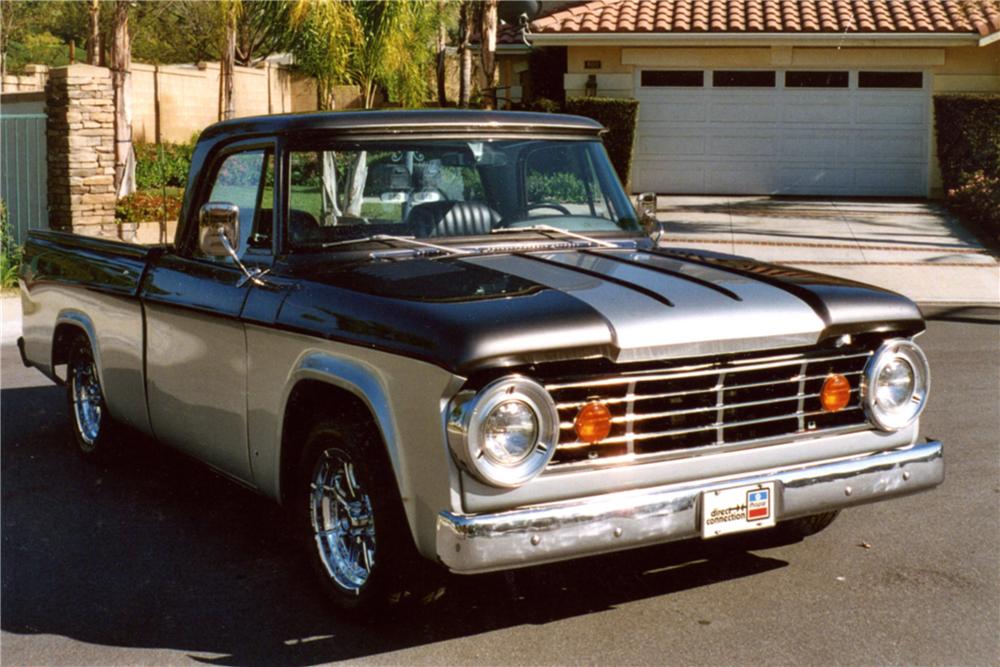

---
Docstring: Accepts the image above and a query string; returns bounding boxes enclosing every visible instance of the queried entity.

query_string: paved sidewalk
[656,196,999,305]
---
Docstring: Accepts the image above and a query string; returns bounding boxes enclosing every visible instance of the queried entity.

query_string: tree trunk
[112,0,134,198]
[220,12,236,121]
[436,0,447,106]
[87,0,101,66]
[480,0,498,109]
[458,1,472,108]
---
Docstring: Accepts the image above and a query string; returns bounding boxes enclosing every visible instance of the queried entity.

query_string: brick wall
[45,64,117,235]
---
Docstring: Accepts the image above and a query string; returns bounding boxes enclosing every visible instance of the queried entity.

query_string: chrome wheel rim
[309,448,376,594]
[71,351,103,449]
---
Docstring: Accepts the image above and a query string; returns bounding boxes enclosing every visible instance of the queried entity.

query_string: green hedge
[1,199,22,290]
[933,95,1000,244]
[933,95,1000,190]
[564,97,640,189]
[134,137,198,190]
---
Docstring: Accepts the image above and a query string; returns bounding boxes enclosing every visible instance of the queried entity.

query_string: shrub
[527,171,587,204]
[1,199,22,290]
[933,95,1000,246]
[934,95,1000,191]
[524,97,562,114]
[564,97,640,189]
[948,170,1000,243]
[115,189,184,224]
[134,136,198,190]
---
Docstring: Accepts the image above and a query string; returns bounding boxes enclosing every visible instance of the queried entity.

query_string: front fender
[245,325,466,557]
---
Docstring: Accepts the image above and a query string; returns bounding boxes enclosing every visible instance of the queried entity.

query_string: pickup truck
[18,110,942,615]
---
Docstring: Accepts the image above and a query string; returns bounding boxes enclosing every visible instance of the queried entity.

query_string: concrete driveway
[656,197,999,305]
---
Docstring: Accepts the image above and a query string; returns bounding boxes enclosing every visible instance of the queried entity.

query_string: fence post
[45,64,117,236]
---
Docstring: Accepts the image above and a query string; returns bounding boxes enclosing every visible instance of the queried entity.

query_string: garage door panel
[855,98,927,125]
[634,162,707,193]
[779,133,854,160]
[853,131,927,161]
[854,166,926,196]
[777,166,855,194]
[710,100,776,123]
[706,134,776,157]
[637,97,708,123]
[637,134,706,157]
[780,98,854,124]
[706,163,775,192]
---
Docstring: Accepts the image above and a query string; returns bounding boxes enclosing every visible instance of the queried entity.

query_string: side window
[201,148,274,259]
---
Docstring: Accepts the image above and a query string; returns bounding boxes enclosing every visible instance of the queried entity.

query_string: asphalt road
[2,308,998,666]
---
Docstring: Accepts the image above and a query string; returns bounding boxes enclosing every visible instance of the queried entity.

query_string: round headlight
[863,339,930,431]
[482,400,538,465]
[447,376,558,488]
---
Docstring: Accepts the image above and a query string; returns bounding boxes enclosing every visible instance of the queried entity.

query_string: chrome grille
[544,345,874,468]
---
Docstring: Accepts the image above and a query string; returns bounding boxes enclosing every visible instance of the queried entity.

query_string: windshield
[283,138,639,248]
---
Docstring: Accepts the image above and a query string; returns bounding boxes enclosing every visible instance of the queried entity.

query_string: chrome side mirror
[197,201,268,287]
[636,192,660,237]
[199,202,240,257]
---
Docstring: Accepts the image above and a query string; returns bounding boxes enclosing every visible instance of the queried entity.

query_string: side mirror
[636,192,659,236]
[199,202,240,257]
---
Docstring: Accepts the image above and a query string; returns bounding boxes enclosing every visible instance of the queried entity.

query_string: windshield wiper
[491,224,620,249]
[319,234,473,256]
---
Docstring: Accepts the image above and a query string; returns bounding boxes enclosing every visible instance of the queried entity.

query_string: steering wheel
[526,202,573,215]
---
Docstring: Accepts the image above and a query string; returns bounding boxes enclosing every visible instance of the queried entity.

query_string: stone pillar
[45,64,117,236]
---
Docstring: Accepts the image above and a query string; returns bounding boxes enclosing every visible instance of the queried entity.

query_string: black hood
[273,246,924,375]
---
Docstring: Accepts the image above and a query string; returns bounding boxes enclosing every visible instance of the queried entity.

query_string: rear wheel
[296,419,444,615]
[66,335,117,461]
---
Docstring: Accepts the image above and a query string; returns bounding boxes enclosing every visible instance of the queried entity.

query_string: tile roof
[530,0,1000,37]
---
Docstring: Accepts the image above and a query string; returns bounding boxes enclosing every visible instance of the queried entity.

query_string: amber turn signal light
[820,374,851,412]
[574,402,612,443]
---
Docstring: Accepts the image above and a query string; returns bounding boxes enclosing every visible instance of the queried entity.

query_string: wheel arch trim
[53,310,106,389]
[278,351,404,509]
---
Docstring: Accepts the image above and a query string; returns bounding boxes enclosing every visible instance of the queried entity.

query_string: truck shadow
[2,384,788,666]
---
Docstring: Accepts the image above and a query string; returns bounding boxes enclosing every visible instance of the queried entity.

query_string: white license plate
[701,482,776,538]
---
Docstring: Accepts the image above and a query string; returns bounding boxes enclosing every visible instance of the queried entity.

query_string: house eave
[528,31,983,48]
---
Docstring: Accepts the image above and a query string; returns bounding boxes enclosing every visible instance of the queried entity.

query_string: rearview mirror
[199,202,240,257]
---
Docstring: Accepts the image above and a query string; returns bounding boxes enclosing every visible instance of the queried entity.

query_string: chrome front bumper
[436,440,943,574]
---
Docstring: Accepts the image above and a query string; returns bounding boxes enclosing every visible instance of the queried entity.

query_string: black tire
[296,419,445,616]
[66,335,118,461]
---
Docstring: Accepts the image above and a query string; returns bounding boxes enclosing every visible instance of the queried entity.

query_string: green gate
[1,103,48,245]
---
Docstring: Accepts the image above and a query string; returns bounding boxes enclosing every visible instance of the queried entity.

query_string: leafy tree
[348,0,438,109]
[234,0,296,66]
[287,0,359,110]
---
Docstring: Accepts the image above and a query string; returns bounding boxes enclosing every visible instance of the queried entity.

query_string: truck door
[141,142,276,483]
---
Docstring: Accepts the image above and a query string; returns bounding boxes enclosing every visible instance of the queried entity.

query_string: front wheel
[66,336,118,461]
[297,420,444,615]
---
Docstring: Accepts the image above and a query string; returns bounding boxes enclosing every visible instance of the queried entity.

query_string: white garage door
[632,69,930,196]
